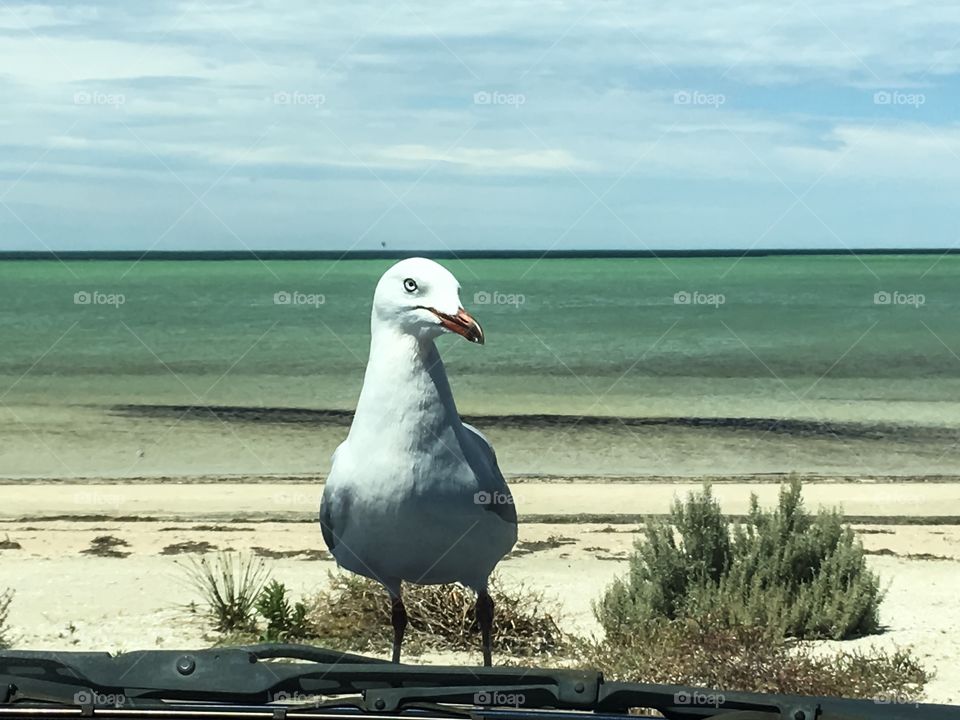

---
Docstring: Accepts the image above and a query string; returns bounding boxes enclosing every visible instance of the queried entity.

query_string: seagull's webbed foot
[391,592,407,663]
[475,590,494,667]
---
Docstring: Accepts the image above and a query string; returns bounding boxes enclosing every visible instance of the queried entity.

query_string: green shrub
[256,580,311,642]
[180,552,270,633]
[0,589,12,649]
[581,614,927,700]
[597,479,883,640]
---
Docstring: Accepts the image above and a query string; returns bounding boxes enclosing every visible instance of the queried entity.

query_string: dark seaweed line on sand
[109,404,958,441]
[7,513,960,526]
[5,472,960,485]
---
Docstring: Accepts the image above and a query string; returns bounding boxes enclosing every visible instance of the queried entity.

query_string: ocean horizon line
[0,248,956,261]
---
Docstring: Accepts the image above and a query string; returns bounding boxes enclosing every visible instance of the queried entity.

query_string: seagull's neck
[350,323,463,445]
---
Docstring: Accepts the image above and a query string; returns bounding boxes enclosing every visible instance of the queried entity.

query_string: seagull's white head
[372,257,484,345]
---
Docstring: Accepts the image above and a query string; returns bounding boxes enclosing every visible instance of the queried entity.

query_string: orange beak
[426,306,484,344]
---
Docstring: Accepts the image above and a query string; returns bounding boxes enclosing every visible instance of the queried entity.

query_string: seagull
[319,257,518,666]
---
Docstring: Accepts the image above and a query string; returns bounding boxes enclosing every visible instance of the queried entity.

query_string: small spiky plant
[180,552,269,633]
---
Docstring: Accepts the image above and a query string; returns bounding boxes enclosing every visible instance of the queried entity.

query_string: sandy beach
[2,477,959,704]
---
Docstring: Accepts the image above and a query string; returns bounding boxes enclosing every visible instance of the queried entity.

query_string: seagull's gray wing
[320,442,352,552]
[319,485,339,551]
[462,422,517,526]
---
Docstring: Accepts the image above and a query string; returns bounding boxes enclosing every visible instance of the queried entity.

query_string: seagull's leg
[390,591,407,663]
[475,590,494,667]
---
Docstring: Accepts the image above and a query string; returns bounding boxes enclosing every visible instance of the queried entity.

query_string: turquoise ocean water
[0,254,958,420]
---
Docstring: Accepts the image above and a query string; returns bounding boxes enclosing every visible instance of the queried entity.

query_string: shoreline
[3,480,959,525]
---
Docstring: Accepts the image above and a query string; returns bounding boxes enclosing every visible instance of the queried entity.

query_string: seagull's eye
[403,278,418,293]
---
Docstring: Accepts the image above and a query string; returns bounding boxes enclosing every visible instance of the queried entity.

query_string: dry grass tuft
[0,589,12,649]
[579,614,928,700]
[306,572,566,657]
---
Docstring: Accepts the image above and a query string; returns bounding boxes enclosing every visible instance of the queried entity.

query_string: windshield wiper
[2,643,957,720]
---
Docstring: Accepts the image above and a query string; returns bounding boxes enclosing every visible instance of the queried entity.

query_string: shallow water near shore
[2,254,958,478]
[1,254,959,410]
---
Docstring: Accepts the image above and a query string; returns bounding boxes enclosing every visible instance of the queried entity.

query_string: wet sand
[3,403,960,478]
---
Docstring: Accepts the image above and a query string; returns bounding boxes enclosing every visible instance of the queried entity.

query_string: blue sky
[1,1,959,252]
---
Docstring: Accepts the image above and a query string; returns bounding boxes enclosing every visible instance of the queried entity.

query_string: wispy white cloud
[375,144,590,172]
[1,0,959,250]
[781,123,960,181]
